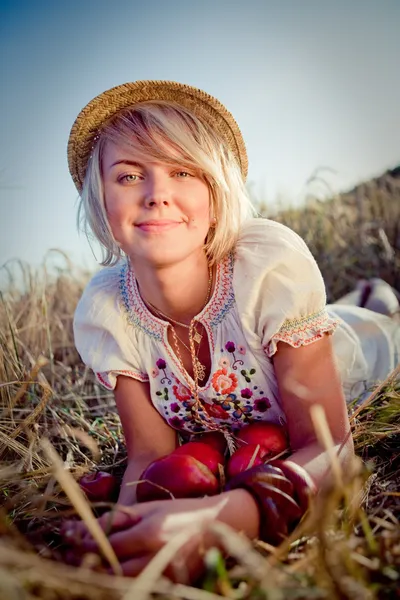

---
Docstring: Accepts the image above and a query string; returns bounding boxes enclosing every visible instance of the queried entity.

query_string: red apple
[226,443,269,479]
[79,471,119,502]
[172,442,225,477]
[270,459,317,512]
[196,431,227,456]
[236,422,288,458]
[136,453,219,502]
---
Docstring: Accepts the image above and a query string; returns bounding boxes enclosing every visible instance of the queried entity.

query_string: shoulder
[235,217,313,263]
[233,218,321,285]
[74,261,125,327]
[79,262,123,300]
[232,218,335,357]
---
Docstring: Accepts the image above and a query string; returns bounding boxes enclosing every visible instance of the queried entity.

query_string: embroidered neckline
[119,252,235,339]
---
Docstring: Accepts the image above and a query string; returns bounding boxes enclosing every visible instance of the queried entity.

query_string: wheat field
[0,174,399,599]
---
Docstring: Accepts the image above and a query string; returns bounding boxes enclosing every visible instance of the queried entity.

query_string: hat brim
[67,80,248,193]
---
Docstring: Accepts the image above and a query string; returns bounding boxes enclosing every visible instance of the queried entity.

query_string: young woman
[63,80,400,578]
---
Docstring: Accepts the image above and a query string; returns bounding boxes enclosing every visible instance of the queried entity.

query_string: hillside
[267,165,400,300]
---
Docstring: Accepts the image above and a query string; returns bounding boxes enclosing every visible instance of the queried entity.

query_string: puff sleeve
[73,264,148,390]
[233,219,338,357]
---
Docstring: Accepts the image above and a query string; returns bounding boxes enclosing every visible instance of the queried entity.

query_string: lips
[136,220,182,233]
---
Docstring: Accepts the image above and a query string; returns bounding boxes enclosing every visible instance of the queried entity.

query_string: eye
[118,173,140,183]
[175,171,194,178]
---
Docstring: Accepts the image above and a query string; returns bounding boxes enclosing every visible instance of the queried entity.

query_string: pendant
[193,330,202,344]
[195,358,206,381]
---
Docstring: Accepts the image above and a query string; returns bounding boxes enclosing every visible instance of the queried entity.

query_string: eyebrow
[109,159,142,169]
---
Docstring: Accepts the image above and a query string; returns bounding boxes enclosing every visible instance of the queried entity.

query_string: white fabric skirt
[327,279,399,402]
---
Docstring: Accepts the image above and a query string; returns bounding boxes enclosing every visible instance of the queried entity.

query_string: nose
[143,174,171,208]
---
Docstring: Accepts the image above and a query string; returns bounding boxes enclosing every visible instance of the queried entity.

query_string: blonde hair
[78,101,256,266]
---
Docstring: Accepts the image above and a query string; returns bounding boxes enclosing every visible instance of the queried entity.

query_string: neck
[131,252,213,323]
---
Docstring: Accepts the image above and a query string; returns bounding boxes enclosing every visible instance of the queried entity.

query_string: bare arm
[272,334,355,489]
[114,375,178,504]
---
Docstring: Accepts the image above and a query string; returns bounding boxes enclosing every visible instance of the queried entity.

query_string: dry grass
[0,176,399,599]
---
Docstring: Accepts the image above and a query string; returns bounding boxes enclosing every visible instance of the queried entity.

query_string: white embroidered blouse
[74,218,398,435]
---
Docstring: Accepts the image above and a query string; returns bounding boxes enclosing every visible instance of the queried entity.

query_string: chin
[132,247,203,269]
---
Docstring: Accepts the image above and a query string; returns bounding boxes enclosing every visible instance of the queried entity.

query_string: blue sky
[0,0,399,273]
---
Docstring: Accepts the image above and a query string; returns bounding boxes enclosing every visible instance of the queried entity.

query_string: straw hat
[68,80,248,193]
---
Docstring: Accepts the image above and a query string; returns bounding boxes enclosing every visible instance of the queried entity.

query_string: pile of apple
[78,423,289,503]
[136,422,289,502]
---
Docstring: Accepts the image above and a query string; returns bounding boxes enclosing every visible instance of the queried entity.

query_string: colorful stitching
[265,308,339,357]
[96,369,149,390]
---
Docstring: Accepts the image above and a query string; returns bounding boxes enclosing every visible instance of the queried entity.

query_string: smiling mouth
[136,220,182,233]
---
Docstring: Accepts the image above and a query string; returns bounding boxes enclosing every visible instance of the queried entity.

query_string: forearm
[284,435,355,490]
[118,457,156,505]
[207,489,261,540]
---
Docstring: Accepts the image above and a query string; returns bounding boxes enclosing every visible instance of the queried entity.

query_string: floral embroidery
[232,403,253,420]
[218,357,230,369]
[173,380,192,402]
[205,403,230,420]
[225,341,235,353]
[103,248,286,436]
[169,416,183,429]
[155,387,169,401]
[224,341,244,371]
[254,397,271,412]
[212,368,238,394]
[147,333,276,434]
[156,359,172,385]
[211,394,254,424]
[241,368,256,383]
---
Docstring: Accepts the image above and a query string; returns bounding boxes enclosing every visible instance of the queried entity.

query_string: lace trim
[265,308,339,357]
[96,369,149,390]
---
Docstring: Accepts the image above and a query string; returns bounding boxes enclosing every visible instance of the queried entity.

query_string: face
[101,141,212,268]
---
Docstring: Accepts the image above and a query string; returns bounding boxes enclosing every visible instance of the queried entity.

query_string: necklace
[136,264,237,449]
[170,327,206,382]
[148,303,207,381]
[140,266,213,381]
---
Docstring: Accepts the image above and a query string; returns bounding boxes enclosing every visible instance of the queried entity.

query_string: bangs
[79,100,256,267]
[98,102,225,184]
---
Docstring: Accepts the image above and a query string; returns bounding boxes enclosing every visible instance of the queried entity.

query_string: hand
[224,461,315,546]
[61,494,237,582]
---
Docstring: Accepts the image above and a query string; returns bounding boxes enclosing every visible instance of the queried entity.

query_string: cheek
[104,192,130,223]
[189,189,211,221]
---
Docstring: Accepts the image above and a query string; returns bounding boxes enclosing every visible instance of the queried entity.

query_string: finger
[63,547,85,567]
[98,507,141,535]
[256,481,302,523]
[225,464,293,496]
[115,547,207,583]
[271,460,316,512]
[115,554,155,577]
[259,496,288,545]
[62,508,141,546]
[61,520,90,545]
[82,520,155,559]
